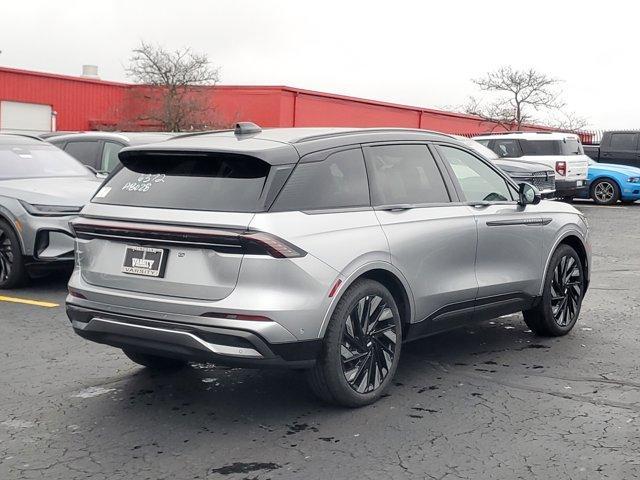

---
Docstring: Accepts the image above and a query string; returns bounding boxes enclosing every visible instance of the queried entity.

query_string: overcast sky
[1,0,637,129]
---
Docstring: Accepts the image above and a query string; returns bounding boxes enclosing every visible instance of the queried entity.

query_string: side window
[438,145,514,203]
[365,145,450,205]
[64,141,101,168]
[271,148,369,211]
[609,133,638,150]
[492,139,522,158]
[101,141,124,172]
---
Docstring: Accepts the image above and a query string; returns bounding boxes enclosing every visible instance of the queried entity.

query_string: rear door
[602,132,640,167]
[363,143,478,331]
[436,144,544,320]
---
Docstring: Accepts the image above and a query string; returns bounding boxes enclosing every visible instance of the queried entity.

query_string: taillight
[555,161,567,177]
[240,231,306,258]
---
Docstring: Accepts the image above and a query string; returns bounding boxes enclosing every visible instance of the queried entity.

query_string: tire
[0,220,28,289]
[523,244,585,337]
[590,178,620,205]
[307,279,402,407]
[123,349,189,371]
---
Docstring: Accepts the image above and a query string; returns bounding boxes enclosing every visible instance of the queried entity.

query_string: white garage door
[0,101,52,133]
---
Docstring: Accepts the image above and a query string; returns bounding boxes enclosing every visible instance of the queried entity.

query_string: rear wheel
[307,279,402,407]
[0,220,27,289]
[590,178,620,205]
[523,244,584,336]
[123,349,189,371]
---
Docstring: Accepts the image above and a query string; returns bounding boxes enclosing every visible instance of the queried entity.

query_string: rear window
[522,138,583,156]
[93,152,271,212]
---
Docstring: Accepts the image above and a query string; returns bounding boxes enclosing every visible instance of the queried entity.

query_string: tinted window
[439,146,513,202]
[64,141,101,167]
[93,153,271,212]
[101,141,124,172]
[492,139,522,158]
[609,133,638,150]
[521,139,583,156]
[272,149,369,211]
[0,144,91,179]
[365,145,450,205]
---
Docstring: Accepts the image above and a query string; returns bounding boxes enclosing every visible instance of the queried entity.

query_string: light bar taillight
[69,218,306,259]
[240,231,306,258]
[201,312,273,322]
[555,161,567,177]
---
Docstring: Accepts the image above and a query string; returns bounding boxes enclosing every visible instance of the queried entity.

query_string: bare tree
[125,42,222,131]
[464,66,565,130]
[548,111,589,132]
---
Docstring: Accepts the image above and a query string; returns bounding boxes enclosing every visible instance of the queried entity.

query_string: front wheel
[523,244,585,336]
[307,279,402,407]
[0,220,28,289]
[590,178,620,205]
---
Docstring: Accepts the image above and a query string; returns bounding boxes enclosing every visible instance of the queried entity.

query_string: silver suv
[67,124,590,407]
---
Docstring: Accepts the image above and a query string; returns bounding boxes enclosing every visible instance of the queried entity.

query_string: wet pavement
[1,202,639,479]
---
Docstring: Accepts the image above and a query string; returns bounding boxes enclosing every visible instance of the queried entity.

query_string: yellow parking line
[0,295,59,308]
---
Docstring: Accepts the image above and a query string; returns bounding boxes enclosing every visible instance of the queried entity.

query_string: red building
[0,65,552,135]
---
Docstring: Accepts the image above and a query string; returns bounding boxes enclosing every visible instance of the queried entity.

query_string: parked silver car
[0,134,102,288]
[67,124,590,406]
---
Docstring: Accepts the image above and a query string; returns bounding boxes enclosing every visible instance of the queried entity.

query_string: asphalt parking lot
[1,202,639,480]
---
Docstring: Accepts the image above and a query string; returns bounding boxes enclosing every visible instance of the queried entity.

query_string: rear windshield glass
[93,152,271,212]
[0,144,90,179]
[522,139,583,156]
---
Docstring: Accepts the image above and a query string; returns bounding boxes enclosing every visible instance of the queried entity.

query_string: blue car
[577,160,640,205]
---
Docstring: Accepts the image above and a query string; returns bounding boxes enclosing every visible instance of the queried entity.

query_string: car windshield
[464,140,499,160]
[0,144,91,179]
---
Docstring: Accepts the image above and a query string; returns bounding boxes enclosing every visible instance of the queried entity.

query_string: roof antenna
[234,122,262,136]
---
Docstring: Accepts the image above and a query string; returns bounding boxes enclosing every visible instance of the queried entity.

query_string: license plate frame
[121,245,168,278]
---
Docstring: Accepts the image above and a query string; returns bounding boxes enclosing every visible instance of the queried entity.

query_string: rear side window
[93,152,271,212]
[521,139,583,156]
[271,149,369,211]
[609,133,638,150]
[492,139,522,158]
[64,141,101,168]
[365,145,450,205]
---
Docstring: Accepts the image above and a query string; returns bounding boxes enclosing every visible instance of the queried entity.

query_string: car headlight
[627,177,640,183]
[19,200,82,217]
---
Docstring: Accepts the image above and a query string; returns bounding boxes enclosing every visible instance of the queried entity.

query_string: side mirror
[518,182,541,206]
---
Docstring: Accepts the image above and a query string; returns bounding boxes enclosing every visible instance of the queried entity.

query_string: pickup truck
[583,131,640,167]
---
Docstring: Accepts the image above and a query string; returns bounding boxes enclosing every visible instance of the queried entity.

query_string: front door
[363,143,478,332]
[602,132,640,167]
[436,144,544,320]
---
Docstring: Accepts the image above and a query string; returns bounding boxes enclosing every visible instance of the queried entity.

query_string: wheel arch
[540,231,590,295]
[318,262,415,338]
[0,206,27,255]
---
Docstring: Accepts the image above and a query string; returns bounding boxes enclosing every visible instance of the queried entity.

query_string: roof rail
[293,128,453,144]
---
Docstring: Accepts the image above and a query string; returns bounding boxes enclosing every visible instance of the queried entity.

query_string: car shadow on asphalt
[75,314,563,432]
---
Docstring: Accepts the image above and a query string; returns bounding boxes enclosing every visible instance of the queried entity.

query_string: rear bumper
[67,303,322,368]
[556,179,588,197]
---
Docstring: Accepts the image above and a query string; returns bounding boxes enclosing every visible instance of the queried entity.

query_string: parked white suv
[474,132,589,200]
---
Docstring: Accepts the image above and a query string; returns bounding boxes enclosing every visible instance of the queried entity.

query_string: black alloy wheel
[550,254,582,327]
[341,295,398,394]
[0,228,12,284]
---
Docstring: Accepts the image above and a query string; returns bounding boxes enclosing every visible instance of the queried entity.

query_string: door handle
[377,204,413,212]
[468,201,490,208]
